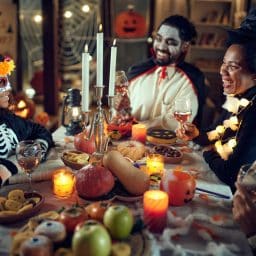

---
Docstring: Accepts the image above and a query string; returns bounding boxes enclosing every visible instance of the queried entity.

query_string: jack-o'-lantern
[34,111,50,126]
[115,5,147,38]
[11,93,36,119]
[160,170,196,206]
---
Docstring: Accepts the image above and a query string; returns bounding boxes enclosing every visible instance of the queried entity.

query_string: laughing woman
[0,55,54,185]
[176,39,256,191]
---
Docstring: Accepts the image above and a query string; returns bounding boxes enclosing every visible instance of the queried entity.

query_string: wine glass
[173,98,192,131]
[238,163,256,194]
[16,140,42,191]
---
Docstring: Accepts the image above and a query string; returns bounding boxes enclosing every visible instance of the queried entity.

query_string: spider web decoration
[59,0,99,68]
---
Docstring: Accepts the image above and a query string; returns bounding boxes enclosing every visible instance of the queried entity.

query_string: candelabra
[83,85,115,158]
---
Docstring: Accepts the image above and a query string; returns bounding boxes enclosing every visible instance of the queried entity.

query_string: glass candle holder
[53,168,75,198]
[132,124,147,143]
[146,153,164,176]
[143,190,169,233]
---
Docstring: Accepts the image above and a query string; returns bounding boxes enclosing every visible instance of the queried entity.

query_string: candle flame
[113,39,116,46]
[84,44,88,52]
[99,24,102,32]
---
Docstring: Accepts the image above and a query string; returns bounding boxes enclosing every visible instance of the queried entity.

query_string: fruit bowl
[61,150,90,170]
[153,145,183,164]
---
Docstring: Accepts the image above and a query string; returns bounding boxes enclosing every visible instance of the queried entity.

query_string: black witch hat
[227,8,256,45]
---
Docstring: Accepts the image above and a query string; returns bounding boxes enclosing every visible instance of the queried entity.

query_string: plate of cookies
[153,145,183,164]
[0,189,44,224]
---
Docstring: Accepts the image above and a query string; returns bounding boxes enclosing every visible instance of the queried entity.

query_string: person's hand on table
[232,182,256,237]
[175,122,199,141]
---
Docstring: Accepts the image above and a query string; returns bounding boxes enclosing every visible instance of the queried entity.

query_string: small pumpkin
[34,111,50,126]
[11,93,35,119]
[160,170,196,206]
[115,5,147,38]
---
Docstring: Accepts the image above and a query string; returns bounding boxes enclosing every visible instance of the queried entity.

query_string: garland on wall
[206,95,255,160]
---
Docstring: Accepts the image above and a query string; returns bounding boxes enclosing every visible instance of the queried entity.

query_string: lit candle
[143,190,169,233]
[82,44,90,112]
[53,168,75,198]
[146,153,164,176]
[108,39,117,97]
[132,123,147,143]
[96,24,103,86]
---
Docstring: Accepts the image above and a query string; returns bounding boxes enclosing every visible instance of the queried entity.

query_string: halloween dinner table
[0,126,253,256]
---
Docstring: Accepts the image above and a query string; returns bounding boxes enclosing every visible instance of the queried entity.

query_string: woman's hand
[175,122,199,141]
[232,182,256,237]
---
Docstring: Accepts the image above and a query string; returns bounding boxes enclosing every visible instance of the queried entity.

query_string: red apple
[74,131,96,154]
[59,206,88,233]
[72,220,111,256]
[103,204,134,239]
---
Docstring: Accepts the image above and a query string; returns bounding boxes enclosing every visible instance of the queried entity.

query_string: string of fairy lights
[207,95,254,160]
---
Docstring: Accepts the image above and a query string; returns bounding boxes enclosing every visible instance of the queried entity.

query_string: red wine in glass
[174,111,192,124]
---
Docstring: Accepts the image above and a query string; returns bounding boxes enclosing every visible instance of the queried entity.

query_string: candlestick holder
[84,85,112,158]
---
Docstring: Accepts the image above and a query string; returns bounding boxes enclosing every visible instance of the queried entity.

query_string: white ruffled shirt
[128,66,198,131]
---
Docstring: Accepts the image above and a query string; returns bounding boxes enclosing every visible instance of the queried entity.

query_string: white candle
[96,24,103,86]
[108,39,117,97]
[82,44,90,112]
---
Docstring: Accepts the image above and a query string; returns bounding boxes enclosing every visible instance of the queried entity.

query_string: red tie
[160,66,167,79]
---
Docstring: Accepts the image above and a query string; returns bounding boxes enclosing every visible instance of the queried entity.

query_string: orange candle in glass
[132,124,147,143]
[146,153,164,176]
[53,168,75,198]
[143,190,169,233]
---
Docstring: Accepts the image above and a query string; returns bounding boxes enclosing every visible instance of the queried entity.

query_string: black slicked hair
[159,15,197,42]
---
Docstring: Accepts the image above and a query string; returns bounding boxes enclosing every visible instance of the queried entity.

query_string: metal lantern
[61,88,83,135]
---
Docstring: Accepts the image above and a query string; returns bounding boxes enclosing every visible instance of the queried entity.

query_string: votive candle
[143,190,169,233]
[132,124,147,143]
[53,168,75,198]
[146,153,164,175]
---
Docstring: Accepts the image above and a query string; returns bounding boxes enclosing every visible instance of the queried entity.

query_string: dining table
[0,125,253,256]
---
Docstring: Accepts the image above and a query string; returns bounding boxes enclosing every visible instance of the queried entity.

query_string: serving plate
[61,150,90,170]
[0,192,44,224]
[153,145,183,164]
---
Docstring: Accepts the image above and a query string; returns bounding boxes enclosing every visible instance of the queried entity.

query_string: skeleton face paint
[153,25,185,66]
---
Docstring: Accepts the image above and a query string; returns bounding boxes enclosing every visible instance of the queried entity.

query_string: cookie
[8,189,25,203]
[4,199,23,211]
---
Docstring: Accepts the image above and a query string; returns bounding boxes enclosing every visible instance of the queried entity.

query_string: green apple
[72,220,111,256]
[103,204,134,239]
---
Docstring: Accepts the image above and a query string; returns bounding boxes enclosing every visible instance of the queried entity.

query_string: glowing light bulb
[240,98,249,107]
[33,14,42,23]
[216,125,225,134]
[64,10,73,18]
[228,138,237,148]
[229,116,238,125]
[82,4,90,13]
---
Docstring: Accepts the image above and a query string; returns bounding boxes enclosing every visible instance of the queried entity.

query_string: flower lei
[207,95,254,160]
[0,56,15,76]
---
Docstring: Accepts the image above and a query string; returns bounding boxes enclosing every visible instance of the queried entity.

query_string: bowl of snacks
[61,150,90,170]
[153,145,183,164]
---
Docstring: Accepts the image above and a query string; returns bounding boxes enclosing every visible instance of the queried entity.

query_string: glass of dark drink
[16,140,42,191]
[173,98,192,131]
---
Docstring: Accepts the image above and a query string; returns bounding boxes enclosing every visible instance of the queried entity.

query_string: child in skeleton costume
[0,55,54,185]
[115,15,206,131]
[176,10,256,192]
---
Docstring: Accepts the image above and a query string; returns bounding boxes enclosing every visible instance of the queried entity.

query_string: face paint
[153,25,185,66]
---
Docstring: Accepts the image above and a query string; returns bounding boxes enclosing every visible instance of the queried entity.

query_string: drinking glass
[16,140,42,191]
[173,98,192,126]
[238,163,256,194]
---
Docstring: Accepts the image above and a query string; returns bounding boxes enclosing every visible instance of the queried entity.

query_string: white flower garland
[207,96,250,160]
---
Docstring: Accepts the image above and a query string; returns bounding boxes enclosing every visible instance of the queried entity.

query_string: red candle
[132,124,147,143]
[143,190,169,233]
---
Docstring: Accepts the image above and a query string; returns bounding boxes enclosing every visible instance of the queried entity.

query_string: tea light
[146,153,164,175]
[143,190,169,233]
[53,168,75,198]
[132,124,147,143]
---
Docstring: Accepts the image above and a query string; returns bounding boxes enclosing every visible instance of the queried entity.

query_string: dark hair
[240,42,256,74]
[0,55,4,62]
[159,15,197,42]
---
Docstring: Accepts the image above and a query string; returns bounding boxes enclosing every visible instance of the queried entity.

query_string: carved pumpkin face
[11,94,35,119]
[160,170,196,206]
[115,9,147,38]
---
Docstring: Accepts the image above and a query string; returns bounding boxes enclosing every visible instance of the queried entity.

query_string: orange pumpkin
[160,170,196,206]
[11,93,35,119]
[34,111,50,126]
[115,7,147,38]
